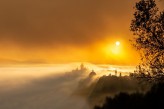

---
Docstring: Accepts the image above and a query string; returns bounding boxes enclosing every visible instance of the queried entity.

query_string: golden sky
[0,0,163,65]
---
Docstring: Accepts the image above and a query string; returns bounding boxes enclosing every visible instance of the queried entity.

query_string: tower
[80,63,85,70]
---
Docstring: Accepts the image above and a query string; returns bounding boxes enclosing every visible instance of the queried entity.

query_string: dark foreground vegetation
[94,83,164,109]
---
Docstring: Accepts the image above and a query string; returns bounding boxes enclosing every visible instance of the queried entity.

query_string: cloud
[0,0,138,48]
[0,63,152,109]
[0,0,163,64]
[0,64,91,109]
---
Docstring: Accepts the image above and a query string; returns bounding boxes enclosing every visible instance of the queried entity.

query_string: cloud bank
[0,0,139,47]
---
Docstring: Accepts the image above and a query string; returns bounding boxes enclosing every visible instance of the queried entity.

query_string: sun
[103,40,123,56]
[115,41,120,46]
[111,41,121,55]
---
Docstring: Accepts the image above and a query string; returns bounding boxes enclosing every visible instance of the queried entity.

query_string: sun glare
[116,41,120,46]
[103,41,122,56]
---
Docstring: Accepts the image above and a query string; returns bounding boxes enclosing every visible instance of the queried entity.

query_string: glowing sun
[115,41,120,46]
[111,41,121,55]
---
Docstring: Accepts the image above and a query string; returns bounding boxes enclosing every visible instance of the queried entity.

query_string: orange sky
[0,0,163,65]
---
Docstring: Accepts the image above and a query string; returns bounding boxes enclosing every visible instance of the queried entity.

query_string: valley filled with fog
[0,63,135,109]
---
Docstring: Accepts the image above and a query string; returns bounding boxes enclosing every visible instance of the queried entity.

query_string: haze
[3,0,164,65]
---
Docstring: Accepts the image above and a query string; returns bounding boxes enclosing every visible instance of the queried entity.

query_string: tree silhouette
[130,0,164,75]
[94,83,164,109]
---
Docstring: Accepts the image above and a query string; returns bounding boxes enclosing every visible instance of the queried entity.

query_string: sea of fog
[0,63,135,109]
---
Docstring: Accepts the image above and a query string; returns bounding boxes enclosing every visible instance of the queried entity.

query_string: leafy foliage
[130,0,164,74]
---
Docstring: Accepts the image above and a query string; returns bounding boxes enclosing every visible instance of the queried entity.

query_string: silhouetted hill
[94,83,164,109]
[86,75,151,107]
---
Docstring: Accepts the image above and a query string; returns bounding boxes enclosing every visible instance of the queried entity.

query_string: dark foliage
[94,83,164,109]
[86,75,151,107]
[130,0,164,74]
